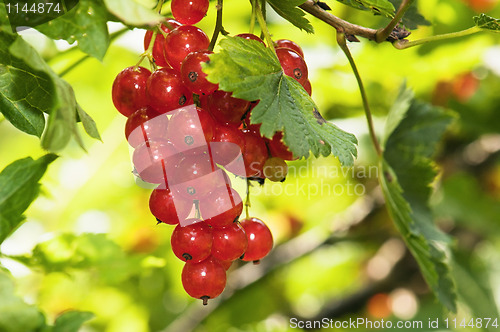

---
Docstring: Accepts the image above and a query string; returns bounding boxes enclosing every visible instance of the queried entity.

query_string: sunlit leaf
[36,0,110,60]
[336,0,395,18]
[203,36,357,165]
[53,311,95,332]
[380,86,457,311]
[267,0,314,33]
[104,0,163,27]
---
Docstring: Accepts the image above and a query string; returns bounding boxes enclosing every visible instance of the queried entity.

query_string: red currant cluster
[111,0,312,304]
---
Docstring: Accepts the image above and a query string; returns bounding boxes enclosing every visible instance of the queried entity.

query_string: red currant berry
[181,256,226,304]
[132,139,179,184]
[171,220,213,262]
[164,25,210,72]
[241,129,268,177]
[144,20,182,67]
[266,131,296,161]
[211,124,245,166]
[302,79,312,96]
[263,157,288,182]
[172,154,227,200]
[125,106,167,148]
[171,0,209,25]
[112,66,151,117]
[146,67,192,114]
[275,39,304,58]
[240,217,273,262]
[199,185,243,228]
[211,223,248,261]
[242,101,262,133]
[168,106,215,151]
[181,50,218,95]
[208,90,250,125]
[214,258,233,270]
[149,188,192,224]
[236,33,265,46]
[276,48,308,84]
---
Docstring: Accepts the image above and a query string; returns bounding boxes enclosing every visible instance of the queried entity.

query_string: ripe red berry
[211,124,245,166]
[146,67,192,114]
[208,90,250,125]
[241,129,268,178]
[236,33,265,46]
[112,66,151,117]
[211,223,248,261]
[167,106,215,151]
[132,139,179,184]
[275,39,304,58]
[181,256,226,304]
[181,50,218,95]
[266,131,296,161]
[172,154,228,200]
[164,25,210,72]
[125,106,167,148]
[144,20,182,67]
[199,185,243,228]
[171,220,213,262]
[149,188,192,224]
[276,48,308,85]
[303,79,312,96]
[240,217,273,262]
[171,0,209,25]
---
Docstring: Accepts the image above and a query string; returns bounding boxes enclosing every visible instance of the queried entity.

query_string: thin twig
[393,26,481,49]
[375,0,413,42]
[337,32,383,157]
[254,0,276,55]
[209,0,224,51]
[299,0,378,41]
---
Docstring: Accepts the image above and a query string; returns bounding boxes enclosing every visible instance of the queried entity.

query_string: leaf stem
[249,0,256,34]
[299,0,379,41]
[209,0,224,51]
[254,0,276,55]
[393,26,482,49]
[245,178,251,220]
[337,32,383,157]
[375,0,413,42]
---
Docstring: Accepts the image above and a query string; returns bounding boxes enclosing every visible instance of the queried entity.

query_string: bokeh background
[1,0,500,331]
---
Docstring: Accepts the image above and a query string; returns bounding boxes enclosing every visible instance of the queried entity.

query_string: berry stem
[245,178,251,220]
[253,0,276,55]
[194,199,201,219]
[336,31,382,157]
[249,0,256,34]
[209,0,224,51]
[134,29,157,70]
[155,0,165,13]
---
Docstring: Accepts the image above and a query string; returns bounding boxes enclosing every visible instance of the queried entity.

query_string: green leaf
[0,271,46,332]
[380,87,457,311]
[388,0,430,29]
[267,0,314,33]
[53,311,94,332]
[0,31,49,137]
[35,0,110,60]
[76,104,102,141]
[103,0,163,27]
[0,154,57,244]
[474,14,500,32]
[453,251,500,332]
[336,0,395,18]
[203,37,357,165]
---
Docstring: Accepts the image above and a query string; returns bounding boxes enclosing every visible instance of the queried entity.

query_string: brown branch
[299,0,378,41]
